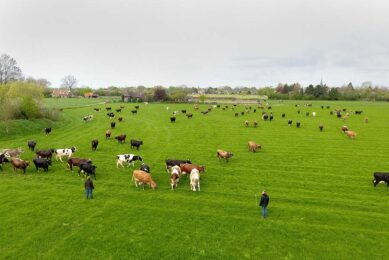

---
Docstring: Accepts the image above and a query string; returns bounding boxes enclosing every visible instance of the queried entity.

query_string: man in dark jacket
[259,191,269,218]
[85,176,94,199]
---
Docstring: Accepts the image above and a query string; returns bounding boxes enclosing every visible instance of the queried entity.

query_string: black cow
[91,139,98,151]
[253,109,256,113]
[170,117,176,123]
[33,158,52,172]
[131,110,137,114]
[106,107,112,111]
[288,120,292,126]
[319,124,324,132]
[282,113,285,118]
[165,159,191,170]
[135,105,140,109]
[263,114,268,120]
[297,110,300,114]
[269,115,273,121]
[111,122,116,129]
[140,163,150,173]
[28,140,37,151]
[78,163,97,179]
[130,139,143,150]
[116,109,122,113]
[241,112,244,116]
[296,121,301,128]
[94,108,101,112]
[181,110,187,114]
[44,127,52,135]
[107,112,115,119]
[373,172,389,187]
[0,154,9,170]
[306,112,309,116]
[235,113,238,117]
[355,110,363,115]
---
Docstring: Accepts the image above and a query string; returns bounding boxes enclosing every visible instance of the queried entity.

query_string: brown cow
[217,149,234,162]
[115,134,126,144]
[341,126,349,133]
[253,121,258,128]
[319,124,324,132]
[36,149,55,160]
[179,163,205,175]
[345,130,357,139]
[170,165,181,190]
[132,170,157,190]
[105,130,111,139]
[11,158,29,173]
[244,120,249,127]
[3,148,23,158]
[248,141,261,152]
[364,117,369,123]
[68,158,92,171]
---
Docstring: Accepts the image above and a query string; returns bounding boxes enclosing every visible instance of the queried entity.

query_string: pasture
[1,100,389,259]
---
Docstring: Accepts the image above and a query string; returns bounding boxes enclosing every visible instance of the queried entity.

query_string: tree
[0,54,22,84]
[61,75,77,90]
[153,86,167,101]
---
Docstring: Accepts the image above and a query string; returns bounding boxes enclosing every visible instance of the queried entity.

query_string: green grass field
[1,100,389,259]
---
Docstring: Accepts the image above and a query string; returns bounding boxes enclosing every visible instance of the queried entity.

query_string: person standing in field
[85,176,94,199]
[259,191,269,218]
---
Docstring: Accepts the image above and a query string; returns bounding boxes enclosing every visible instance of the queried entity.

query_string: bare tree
[0,54,22,84]
[61,75,77,90]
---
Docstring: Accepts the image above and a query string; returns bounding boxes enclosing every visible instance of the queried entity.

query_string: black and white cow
[0,153,10,170]
[111,122,116,129]
[55,147,76,162]
[373,172,389,187]
[83,115,94,122]
[116,154,143,168]
[140,163,150,173]
[107,112,115,119]
[33,158,52,172]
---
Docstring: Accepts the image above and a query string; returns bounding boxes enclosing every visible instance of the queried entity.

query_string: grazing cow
[91,139,98,151]
[44,127,52,135]
[135,105,140,109]
[341,126,349,133]
[373,172,389,187]
[181,110,187,114]
[330,111,334,115]
[355,110,363,115]
[217,149,234,162]
[321,106,324,109]
[263,114,268,120]
[111,122,116,129]
[11,158,30,173]
[296,121,301,128]
[78,162,97,179]
[115,134,126,144]
[186,113,193,119]
[0,154,9,170]
[364,117,369,123]
[326,106,330,109]
[319,124,324,132]
[132,170,157,190]
[312,112,316,117]
[170,117,176,123]
[244,120,249,127]
[106,107,112,111]
[170,165,181,190]
[179,163,205,175]
[288,120,293,126]
[140,163,150,173]
[131,110,137,114]
[345,130,356,139]
[107,112,115,119]
[3,148,24,158]
[282,113,285,118]
[33,158,51,172]
[116,154,143,168]
[267,106,272,110]
[130,139,143,150]
[118,117,123,122]
[201,111,209,115]
[105,130,111,139]
[28,140,37,151]
[36,149,55,160]
[116,109,122,113]
[68,158,92,171]
[55,147,76,162]
[248,141,261,152]
[190,169,200,191]
[165,159,192,172]
[120,106,125,109]
[235,113,239,117]
[94,108,101,112]
[253,121,258,128]
[83,115,94,122]
[253,109,256,113]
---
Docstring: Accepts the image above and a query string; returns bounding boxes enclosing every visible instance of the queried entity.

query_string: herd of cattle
[1,102,388,191]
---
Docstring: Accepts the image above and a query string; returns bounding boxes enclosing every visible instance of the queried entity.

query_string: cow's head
[71,147,76,152]
[150,180,157,189]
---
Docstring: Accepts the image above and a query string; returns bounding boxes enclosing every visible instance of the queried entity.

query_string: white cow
[83,115,94,122]
[170,165,181,190]
[116,154,143,168]
[312,112,316,117]
[55,147,76,162]
[190,169,200,191]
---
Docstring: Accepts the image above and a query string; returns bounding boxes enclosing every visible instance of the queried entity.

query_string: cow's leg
[198,181,200,191]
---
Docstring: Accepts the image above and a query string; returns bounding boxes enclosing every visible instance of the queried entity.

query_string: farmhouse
[122,91,144,102]
[52,89,72,98]
[84,92,99,98]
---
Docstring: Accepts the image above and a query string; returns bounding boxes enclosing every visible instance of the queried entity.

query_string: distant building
[52,89,72,98]
[84,92,99,98]
[122,91,144,102]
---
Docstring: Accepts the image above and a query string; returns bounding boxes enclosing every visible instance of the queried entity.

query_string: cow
[341,126,349,133]
[55,147,76,162]
[131,110,137,114]
[186,113,193,119]
[91,139,98,151]
[217,149,234,162]
[118,117,123,122]
[130,139,143,150]
[11,158,29,173]
[297,110,300,114]
[105,130,111,139]
[306,112,309,117]
[120,106,125,109]
[27,140,37,151]
[282,113,286,118]
[115,134,126,144]
[3,148,24,158]
[116,154,143,168]
[110,121,116,129]
[0,154,10,170]
[181,110,187,114]
[263,114,268,120]
[93,108,101,112]
[241,111,244,116]
[83,115,94,122]
[44,127,52,135]
[248,141,261,152]
[373,172,389,187]
[330,111,334,115]
[345,130,356,139]
[235,113,239,117]
[116,109,122,113]
[179,163,205,175]
[319,124,324,132]
[107,112,115,119]
[135,105,140,109]
[253,121,258,128]
[170,117,176,123]
[140,163,150,173]
[244,120,249,127]
[190,169,200,191]
[170,165,181,190]
[33,158,51,172]
[68,158,92,171]
[106,107,112,111]
[132,170,157,190]
[78,162,97,179]
[165,159,191,172]
[269,115,273,121]
[312,112,316,117]
[36,149,55,160]
[355,110,363,115]
[201,111,209,115]
[296,121,301,128]
[288,120,293,127]
[364,117,369,123]
[193,105,199,110]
